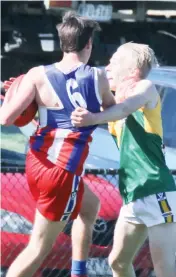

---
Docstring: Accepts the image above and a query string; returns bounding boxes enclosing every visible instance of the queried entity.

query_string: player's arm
[96,68,116,109]
[0,68,37,126]
[94,80,159,124]
[71,80,159,126]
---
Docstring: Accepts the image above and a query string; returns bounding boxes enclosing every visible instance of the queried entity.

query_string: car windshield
[1,124,27,165]
[160,87,176,148]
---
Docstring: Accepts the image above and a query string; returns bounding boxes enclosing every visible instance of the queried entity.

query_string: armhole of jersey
[93,67,102,105]
[38,106,47,128]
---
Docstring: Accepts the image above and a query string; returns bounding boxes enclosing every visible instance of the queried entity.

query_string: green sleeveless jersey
[109,99,176,204]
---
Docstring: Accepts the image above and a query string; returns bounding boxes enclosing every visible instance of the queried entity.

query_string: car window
[160,87,176,148]
[1,124,27,165]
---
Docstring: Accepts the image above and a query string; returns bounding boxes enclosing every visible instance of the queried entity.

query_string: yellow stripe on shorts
[156,192,173,223]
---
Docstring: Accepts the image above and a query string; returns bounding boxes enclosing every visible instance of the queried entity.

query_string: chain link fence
[1,166,176,277]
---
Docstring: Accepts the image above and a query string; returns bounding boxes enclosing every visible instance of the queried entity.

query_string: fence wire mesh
[1,166,176,277]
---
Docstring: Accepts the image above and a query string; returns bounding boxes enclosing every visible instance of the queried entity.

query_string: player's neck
[115,75,140,102]
[61,52,86,67]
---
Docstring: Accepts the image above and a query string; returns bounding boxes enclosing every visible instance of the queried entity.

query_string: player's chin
[108,79,116,92]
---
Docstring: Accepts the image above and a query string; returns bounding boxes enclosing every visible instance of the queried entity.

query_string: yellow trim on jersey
[108,122,116,137]
[108,120,123,147]
[109,97,163,147]
[141,98,163,137]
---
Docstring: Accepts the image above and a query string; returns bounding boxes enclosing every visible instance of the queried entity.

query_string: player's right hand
[71,107,96,127]
[3,77,16,92]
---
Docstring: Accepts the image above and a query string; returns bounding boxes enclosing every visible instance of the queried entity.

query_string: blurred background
[1,0,176,81]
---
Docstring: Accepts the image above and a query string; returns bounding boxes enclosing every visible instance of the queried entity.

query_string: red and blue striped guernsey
[30,63,102,175]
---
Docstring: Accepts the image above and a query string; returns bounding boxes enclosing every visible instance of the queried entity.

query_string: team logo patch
[156,192,166,201]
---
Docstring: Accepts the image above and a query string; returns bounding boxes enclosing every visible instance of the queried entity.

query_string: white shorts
[119,191,176,227]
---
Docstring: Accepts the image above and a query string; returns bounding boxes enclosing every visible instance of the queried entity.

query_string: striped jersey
[30,63,102,175]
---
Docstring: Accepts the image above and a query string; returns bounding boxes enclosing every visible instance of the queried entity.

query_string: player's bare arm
[0,68,37,126]
[97,68,116,109]
[71,80,159,127]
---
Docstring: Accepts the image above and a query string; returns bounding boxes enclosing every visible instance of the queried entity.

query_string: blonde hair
[115,42,159,78]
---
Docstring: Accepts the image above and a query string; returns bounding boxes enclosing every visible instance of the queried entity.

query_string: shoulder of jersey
[43,63,55,73]
[75,64,94,79]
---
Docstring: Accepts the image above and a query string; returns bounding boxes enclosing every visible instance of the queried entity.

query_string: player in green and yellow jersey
[71,43,176,277]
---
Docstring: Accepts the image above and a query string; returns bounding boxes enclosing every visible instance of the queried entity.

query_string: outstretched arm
[0,69,36,126]
[71,80,159,126]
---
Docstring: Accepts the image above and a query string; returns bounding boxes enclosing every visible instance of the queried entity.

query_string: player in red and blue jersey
[30,63,102,178]
[1,12,115,277]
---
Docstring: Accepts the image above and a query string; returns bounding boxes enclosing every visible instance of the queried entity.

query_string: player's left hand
[71,107,95,127]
